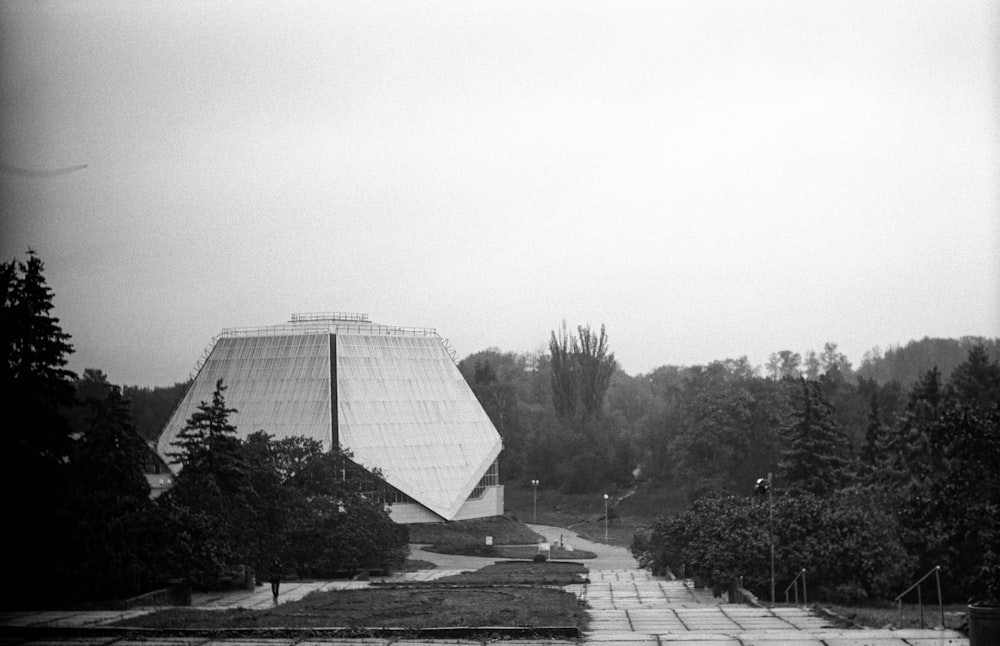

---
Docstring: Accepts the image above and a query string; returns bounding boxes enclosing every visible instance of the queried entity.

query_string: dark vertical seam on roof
[330,334,338,449]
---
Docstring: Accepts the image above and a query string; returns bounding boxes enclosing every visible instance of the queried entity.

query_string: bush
[634,489,912,602]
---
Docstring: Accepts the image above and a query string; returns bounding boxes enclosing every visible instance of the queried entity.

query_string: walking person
[269,558,282,603]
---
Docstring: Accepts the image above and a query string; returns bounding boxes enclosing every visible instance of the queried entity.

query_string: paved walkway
[575,570,967,645]
[0,536,971,645]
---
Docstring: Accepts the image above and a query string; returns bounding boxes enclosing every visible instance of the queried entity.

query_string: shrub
[635,489,911,602]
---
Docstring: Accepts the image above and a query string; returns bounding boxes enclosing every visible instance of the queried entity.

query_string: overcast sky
[2,0,998,387]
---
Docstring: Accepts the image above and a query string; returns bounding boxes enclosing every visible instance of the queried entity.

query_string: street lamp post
[756,472,775,606]
[603,493,609,542]
[531,479,539,522]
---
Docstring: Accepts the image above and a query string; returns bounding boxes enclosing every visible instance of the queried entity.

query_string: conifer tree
[859,391,885,476]
[878,368,942,484]
[946,343,1000,411]
[167,379,258,577]
[69,385,155,599]
[778,378,853,495]
[1,250,76,467]
[0,251,77,607]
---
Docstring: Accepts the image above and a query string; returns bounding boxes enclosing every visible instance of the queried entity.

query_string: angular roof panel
[335,334,501,519]
[156,314,502,521]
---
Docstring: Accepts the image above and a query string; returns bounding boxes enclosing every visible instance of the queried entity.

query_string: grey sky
[2,0,998,387]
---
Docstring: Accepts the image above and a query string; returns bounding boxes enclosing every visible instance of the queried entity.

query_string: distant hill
[856,336,1000,387]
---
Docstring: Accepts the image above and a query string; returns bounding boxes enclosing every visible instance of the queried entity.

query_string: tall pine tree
[0,251,78,608]
[778,378,853,496]
[166,379,258,582]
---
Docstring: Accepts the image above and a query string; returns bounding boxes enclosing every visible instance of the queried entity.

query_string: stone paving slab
[579,574,969,646]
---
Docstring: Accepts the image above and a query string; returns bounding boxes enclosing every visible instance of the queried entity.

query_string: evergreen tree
[1,250,76,467]
[946,343,1000,411]
[0,251,77,608]
[859,391,885,476]
[166,379,258,582]
[69,385,156,600]
[778,379,853,496]
[878,368,942,485]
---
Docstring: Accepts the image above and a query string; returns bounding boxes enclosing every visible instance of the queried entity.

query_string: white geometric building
[156,313,503,523]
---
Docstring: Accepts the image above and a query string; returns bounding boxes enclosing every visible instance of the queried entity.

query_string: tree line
[461,323,998,604]
[630,350,999,604]
[1,251,406,608]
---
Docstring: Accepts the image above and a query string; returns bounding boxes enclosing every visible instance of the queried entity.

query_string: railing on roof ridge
[219,322,439,338]
[440,337,458,364]
[189,333,220,380]
[189,320,459,374]
[290,312,370,323]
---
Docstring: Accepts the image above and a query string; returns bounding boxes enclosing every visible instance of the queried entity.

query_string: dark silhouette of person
[269,558,282,602]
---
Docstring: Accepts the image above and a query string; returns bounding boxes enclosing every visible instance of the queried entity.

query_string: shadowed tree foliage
[859,390,885,476]
[68,385,157,600]
[125,379,193,442]
[0,251,79,607]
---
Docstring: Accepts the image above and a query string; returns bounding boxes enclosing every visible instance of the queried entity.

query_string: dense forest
[459,332,999,500]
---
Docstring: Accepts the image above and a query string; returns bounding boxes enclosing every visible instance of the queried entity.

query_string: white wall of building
[388,485,504,524]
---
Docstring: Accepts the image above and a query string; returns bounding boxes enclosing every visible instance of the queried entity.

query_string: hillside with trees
[856,336,1000,386]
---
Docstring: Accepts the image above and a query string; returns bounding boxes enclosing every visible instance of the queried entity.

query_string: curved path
[527,523,638,569]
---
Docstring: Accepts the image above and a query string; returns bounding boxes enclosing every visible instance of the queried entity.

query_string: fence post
[935,566,943,629]
[918,584,924,628]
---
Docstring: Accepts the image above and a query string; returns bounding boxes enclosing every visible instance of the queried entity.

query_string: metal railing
[784,569,808,606]
[894,566,943,629]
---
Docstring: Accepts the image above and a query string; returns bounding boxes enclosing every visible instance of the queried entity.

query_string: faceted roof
[156,314,501,520]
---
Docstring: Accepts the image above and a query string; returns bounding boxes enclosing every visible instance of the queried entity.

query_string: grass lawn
[494,545,596,560]
[114,587,585,630]
[502,483,683,548]
[113,562,587,632]
[407,515,543,546]
[432,561,588,585]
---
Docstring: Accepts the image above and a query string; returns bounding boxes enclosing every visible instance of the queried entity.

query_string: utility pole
[603,493,609,542]
[531,479,539,522]
[756,472,775,606]
[768,472,775,606]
